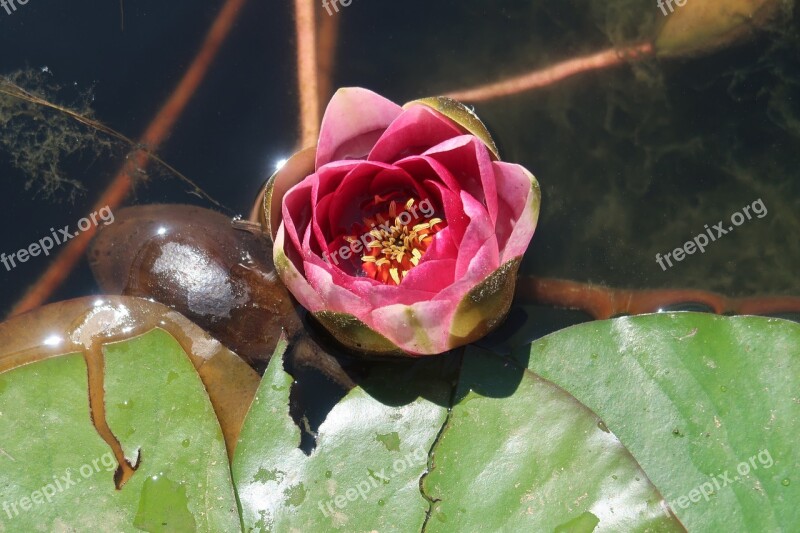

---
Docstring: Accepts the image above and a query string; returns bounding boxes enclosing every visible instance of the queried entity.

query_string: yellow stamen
[344,197,446,286]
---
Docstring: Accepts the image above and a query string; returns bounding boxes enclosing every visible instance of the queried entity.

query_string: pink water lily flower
[260,88,540,356]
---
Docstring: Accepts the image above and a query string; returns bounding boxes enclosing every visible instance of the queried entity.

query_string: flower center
[347,197,445,286]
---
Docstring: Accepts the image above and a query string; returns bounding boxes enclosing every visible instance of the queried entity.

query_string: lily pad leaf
[423,347,683,532]
[0,306,242,532]
[0,296,261,458]
[524,313,800,531]
[0,353,123,530]
[232,335,450,531]
[233,338,683,531]
[103,328,241,532]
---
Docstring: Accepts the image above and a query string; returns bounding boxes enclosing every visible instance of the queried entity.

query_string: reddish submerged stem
[9,0,248,317]
[294,0,321,148]
[517,277,800,319]
[316,5,340,109]
[447,42,655,102]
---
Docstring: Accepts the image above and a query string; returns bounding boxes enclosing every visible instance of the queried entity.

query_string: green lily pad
[233,336,683,531]
[103,329,241,532]
[524,313,800,531]
[0,353,119,530]
[0,297,261,459]
[0,328,241,532]
[423,347,682,532]
[232,335,450,531]
[2,300,797,531]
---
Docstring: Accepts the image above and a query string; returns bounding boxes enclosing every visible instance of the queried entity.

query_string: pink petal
[397,153,462,197]
[423,136,499,226]
[493,162,540,262]
[326,163,409,235]
[433,248,498,310]
[397,256,457,292]
[368,105,463,163]
[454,191,499,280]
[282,179,315,255]
[304,260,374,318]
[311,192,334,253]
[274,225,325,312]
[340,276,439,307]
[316,88,403,169]
[423,179,469,247]
[315,160,363,200]
[369,167,430,201]
[370,300,457,355]
[310,160,365,243]
[395,156,470,245]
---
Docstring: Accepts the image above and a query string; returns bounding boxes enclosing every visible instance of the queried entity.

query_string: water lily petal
[310,193,333,254]
[327,164,413,235]
[312,311,402,355]
[273,226,326,312]
[309,160,367,244]
[396,157,470,244]
[304,260,374,318]
[454,191,499,280]
[282,179,315,254]
[316,88,403,168]
[315,160,362,202]
[368,105,464,163]
[370,300,457,355]
[346,276,441,307]
[333,275,439,311]
[397,152,462,196]
[371,254,515,355]
[404,96,500,158]
[369,167,430,202]
[397,257,457,293]
[414,224,459,265]
[493,162,541,262]
[424,136,499,226]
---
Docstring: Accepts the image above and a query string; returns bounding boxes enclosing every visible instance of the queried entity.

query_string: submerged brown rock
[89,204,303,365]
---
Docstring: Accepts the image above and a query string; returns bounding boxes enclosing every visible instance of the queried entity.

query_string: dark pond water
[0,0,798,332]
